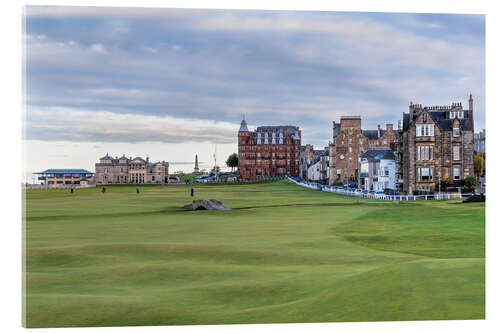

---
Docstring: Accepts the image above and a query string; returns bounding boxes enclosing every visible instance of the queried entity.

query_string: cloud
[23,8,485,149]
[24,106,239,144]
[89,43,108,54]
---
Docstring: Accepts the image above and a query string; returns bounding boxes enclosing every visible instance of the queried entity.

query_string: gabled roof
[403,109,473,132]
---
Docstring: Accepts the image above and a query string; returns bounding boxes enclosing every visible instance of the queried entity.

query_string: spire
[469,93,473,111]
[239,117,249,132]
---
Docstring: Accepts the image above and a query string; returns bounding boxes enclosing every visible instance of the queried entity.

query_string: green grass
[23,180,485,327]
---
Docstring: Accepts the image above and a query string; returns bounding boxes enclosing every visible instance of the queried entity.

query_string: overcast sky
[22,6,485,180]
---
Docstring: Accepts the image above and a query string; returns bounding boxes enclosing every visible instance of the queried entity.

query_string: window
[416,124,434,137]
[454,167,461,180]
[419,167,433,181]
[417,146,433,160]
[453,127,460,137]
[453,146,460,161]
[349,147,352,153]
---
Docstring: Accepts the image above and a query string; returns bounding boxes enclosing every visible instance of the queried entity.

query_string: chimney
[377,124,381,138]
[398,120,402,131]
[469,93,473,111]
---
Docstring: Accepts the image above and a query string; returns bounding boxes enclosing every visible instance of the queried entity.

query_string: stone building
[299,144,315,179]
[399,95,475,194]
[94,154,169,184]
[474,129,485,154]
[329,116,397,185]
[306,149,330,183]
[238,118,301,179]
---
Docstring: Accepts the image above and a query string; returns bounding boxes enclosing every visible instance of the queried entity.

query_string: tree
[474,153,485,177]
[226,153,238,172]
[461,176,476,193]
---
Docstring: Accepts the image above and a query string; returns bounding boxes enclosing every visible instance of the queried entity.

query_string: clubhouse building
[94,154,170,184]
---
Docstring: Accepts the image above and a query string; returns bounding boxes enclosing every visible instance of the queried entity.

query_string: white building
[307,160,322,181]
[358,148,396,192]
[376,151,396,191]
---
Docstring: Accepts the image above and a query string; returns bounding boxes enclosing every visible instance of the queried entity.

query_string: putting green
[23,181,485,327]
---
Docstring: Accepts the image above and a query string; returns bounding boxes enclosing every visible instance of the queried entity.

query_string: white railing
[287,177,467,201]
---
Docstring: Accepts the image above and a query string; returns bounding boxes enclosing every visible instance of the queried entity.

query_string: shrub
[333,178,343,186]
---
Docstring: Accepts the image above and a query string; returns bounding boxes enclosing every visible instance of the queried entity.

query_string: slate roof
[249,125,301,141]
[35,169,93,175]
[381,151,396,160]
[239,119,249,132]
[362,129,386,140]
[403,109,473,132]
[100,153,113,160]
[360,147,392,161]
[314,149,328,156]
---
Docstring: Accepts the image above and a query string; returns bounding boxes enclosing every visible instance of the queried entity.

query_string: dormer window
[453,126,460,137]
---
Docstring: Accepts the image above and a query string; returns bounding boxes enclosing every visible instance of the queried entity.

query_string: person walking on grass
[70,187,74,194]
[136,187,140,194]
[101,187,106,193]
[190,187,194,197]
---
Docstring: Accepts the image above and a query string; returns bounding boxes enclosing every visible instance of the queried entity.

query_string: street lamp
[438,170,441,199]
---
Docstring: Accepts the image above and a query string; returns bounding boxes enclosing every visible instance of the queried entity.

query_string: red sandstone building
[238,118,301,179]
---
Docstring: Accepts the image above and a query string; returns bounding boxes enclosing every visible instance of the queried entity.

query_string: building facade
[474,129,485,154]
[94,154,169,184]
[238,119,301,179]
[359,148,396,192]
[34,169,94,187]
[329,116,397,185]
[400,95,475,194]
[299,144,315,179]
[304,148,329,183]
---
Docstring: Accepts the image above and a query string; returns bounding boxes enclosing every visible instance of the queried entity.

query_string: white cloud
[89,43,108,54]
[24,106,240,144]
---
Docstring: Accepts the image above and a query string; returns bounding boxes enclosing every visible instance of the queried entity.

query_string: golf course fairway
[23,180,485,327]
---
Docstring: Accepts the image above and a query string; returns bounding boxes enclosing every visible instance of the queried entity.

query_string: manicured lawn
[23,180,485,327]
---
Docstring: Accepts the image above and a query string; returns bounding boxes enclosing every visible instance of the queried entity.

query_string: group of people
[72,186,195,196]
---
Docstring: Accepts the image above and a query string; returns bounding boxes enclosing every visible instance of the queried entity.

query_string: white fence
[287,177,469,201]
